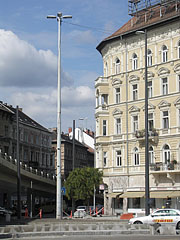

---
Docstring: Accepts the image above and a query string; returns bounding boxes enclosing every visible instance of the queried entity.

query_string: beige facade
[95,3,180,215]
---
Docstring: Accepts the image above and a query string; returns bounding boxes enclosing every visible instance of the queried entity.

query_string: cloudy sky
[0,0,130,132]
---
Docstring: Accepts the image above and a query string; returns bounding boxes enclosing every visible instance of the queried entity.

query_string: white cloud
[0,29,54,87]
[66,30,97,45]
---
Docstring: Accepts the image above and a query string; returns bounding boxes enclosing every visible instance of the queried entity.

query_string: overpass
[0,151,56,211]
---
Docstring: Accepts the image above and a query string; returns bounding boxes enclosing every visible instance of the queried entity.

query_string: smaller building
[50,128,94,179]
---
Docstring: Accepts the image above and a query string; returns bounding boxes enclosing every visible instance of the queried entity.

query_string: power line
[62,20,114,34]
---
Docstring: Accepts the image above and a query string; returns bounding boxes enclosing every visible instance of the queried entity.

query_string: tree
[65,167,103,205]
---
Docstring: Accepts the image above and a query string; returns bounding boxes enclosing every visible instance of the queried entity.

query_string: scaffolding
[128,0,180,16]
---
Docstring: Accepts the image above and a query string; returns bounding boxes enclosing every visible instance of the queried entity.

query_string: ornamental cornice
[142,71,155,80]
[128,75,140,83]
[129,105,140,113]
[174,63,180,73]
[112,78,122,86]
[112,108,123,116]
[142,103,156,111]
[157,67,170,76]
[174,97,180,107]
[158,100,171,109]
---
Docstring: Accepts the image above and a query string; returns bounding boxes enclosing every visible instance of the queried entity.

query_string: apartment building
[0,101,54,175]
[95,0,180,215]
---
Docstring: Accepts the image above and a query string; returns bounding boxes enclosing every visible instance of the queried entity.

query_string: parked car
[129,208,180,229]
[76,206,87,212]
[0,207,12,216]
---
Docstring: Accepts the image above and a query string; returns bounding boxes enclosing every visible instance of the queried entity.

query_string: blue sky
[0,0,130,132]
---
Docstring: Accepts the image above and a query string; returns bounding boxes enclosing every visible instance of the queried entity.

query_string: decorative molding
[129,105,140,113]
[112,108,123,115]
[112,78,122,86]
[142,71,155,80]
[129,75,140,83]
[157,67,170,76]
[174,63,180,73]
[158,100,171,109]
[174,97,180,107]
[142,103,156,111]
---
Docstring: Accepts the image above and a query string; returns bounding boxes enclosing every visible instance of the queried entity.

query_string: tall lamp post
[47,12,72,220]
[136,29,149,215]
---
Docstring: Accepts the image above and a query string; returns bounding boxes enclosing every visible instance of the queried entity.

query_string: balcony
[150,161,180,172]
[135,129,159,146]
[95,76,108,87]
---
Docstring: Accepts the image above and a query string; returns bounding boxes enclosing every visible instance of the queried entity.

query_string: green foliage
[65,167,103,202]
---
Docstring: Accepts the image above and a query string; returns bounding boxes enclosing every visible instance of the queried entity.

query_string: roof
[97,3,180,52]
[0,102,50,133]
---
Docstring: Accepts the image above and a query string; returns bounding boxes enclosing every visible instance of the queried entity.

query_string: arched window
[115,58,120,74]
[132,53,138,70]
[163,144,170,164]
[147,49,152,66]
[149,146,154,164]
[96,89,99,107]
[133,147,139,165]
[162,45,168,63]
[178,41,180,59]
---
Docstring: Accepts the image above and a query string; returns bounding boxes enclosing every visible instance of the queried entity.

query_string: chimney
[68,127,72,133]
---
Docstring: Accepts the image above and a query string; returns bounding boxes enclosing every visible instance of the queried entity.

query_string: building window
[148,81,152,98]
[103,151,107,167]
[105,62,108,77]
[115,58,120,74]
[101,94,108,105]
[133,147,139,165]
[149,146,154,164]
[103,120,107,136]
[148,113,154,131]
[162,45,168,63]
[162,77,168,95]
[162,111,169,129]
[178,109,180,127]
[116,150,122,167]
[132,84,138,100]
[115,88,120,103]
[132,115,138,132]
[132,53,138,70]
[4,126,8,137]
[178,41,180,59]
[163,144,170,164]
[147,49,152,66]
[115,118,121,135]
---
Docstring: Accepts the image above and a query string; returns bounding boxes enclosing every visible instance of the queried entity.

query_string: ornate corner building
[95,0,180,215]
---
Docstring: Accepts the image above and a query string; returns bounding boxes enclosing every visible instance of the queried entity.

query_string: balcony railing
[95,76,108,86]
[150,162,180,172]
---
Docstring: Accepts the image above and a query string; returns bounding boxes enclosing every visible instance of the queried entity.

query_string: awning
[119,191,145,198]
[106,192,122,198]
[150,191,180,198]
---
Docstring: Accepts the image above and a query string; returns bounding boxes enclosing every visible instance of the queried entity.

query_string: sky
[0,0,130,132]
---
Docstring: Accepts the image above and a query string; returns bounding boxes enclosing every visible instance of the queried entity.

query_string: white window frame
[149,146,154,165]
[148,80,153,98]
[102,120,107,136]
[162,110,169,129]
[132,83,138,100]
[105,62,108,77]
[133,147,140,165]
[115,87,120,104]
[115,58,120,74]
[147,49,152,67]
[163,144,171,164]
[178,109,180,127]
[132,53,138,70]
[103,151,107,167]
[178,75,180,92]
[116,150,122,167]
[115,118,121,135]
[162,45,168,63]
[132,115,138,132]
[178,41,180,59]
[148,112,154,131]
[162,77,168,95]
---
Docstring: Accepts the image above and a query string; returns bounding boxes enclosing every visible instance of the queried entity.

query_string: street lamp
[47,12,72,220]
[136,29,149,215]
